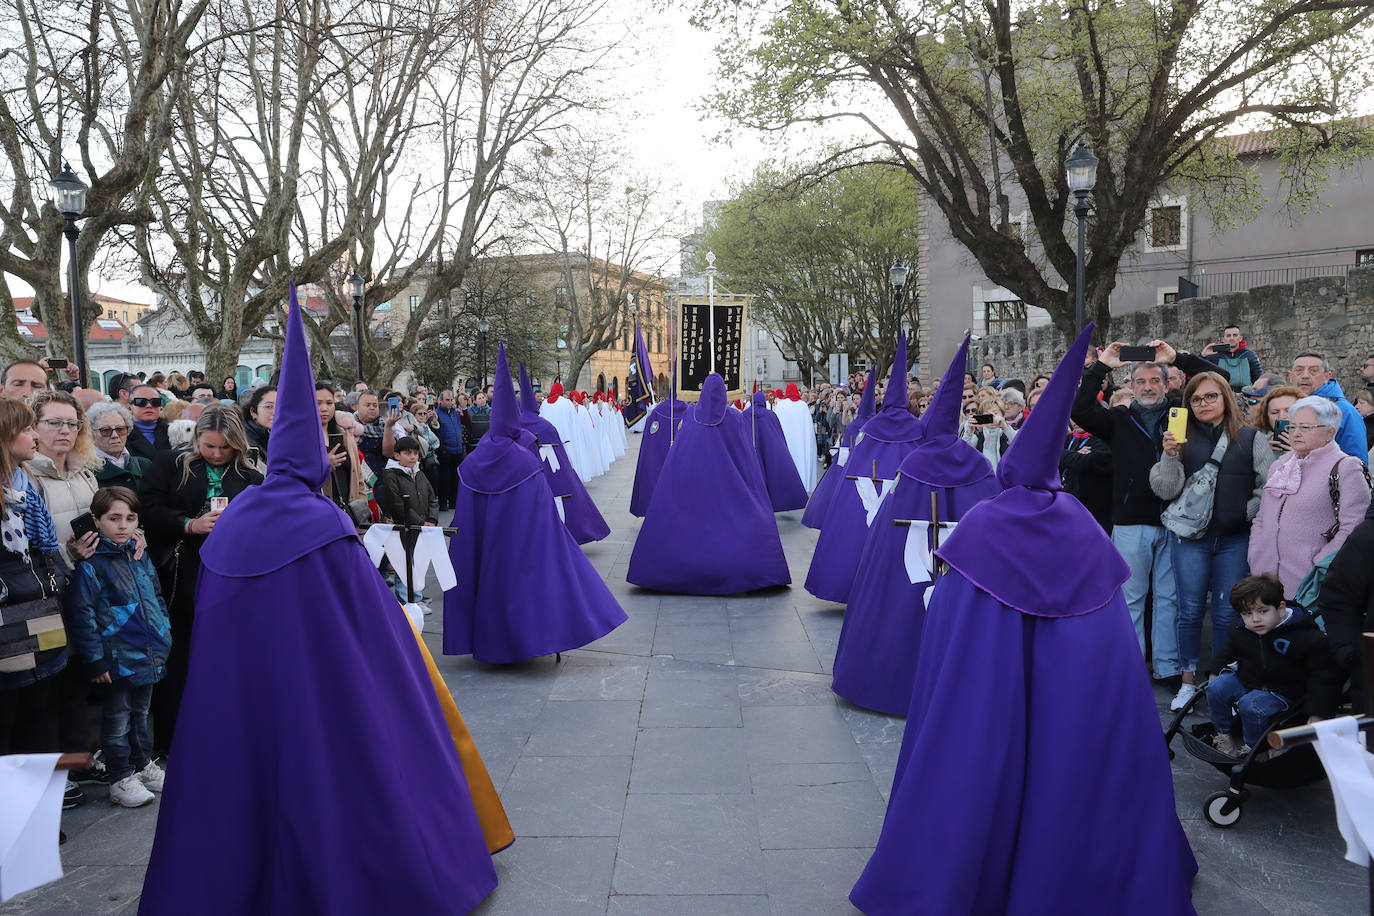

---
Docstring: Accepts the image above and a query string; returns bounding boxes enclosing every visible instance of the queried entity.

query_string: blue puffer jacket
[1314,378,1369,466]
[70,537,172,686]
[433,406,464,453]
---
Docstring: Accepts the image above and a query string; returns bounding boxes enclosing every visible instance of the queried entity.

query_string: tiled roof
[1223,116,1373,157]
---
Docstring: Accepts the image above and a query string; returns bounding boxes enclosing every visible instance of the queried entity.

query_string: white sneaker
[136,761,166,793]
[109,775,155,807]
[1170,682,1202,711]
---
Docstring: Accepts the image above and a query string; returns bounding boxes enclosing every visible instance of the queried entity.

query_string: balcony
[1189,264,1353,298]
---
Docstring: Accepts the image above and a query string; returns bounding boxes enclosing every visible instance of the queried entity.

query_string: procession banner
[623,354,649,427]
[676,295,748,402]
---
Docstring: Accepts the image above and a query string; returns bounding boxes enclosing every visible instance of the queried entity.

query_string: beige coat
[26,452,99,564]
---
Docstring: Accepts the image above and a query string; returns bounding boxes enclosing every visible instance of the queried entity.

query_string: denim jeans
[102,682,154,782]
[1207,670,1291,748]
[1112,524,1180,678]
[1172,533,1250,673]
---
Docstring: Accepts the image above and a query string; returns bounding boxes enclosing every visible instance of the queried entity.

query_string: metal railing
[1190,264,1353,298]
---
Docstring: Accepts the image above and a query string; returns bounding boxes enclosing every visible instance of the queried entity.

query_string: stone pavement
[3,432,1369,915]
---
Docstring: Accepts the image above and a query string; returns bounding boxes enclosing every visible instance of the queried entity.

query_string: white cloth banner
[1312,716,1374,866]
[0,753,65,902]
[854,477,896,526]
[362,524,457,593]
[554,495,566,523]
[902,521,957,585]
[836,446,850,466]
[538,443,561,473]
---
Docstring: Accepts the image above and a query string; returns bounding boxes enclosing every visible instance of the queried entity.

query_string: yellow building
[94,293,153,327]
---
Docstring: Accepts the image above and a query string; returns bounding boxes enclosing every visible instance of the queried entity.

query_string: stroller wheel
[1204,791,1242,828]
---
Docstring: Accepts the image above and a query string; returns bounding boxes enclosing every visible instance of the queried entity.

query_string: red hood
[785,383,801,401]
[547,382,563,403]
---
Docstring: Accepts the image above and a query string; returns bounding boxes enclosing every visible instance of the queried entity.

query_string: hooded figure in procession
[540,383,596,482]
[802,363,877,529]
[744,390,808,512]
[517,363,610,545]
[139,287,504,916]
[849,325,1197,915]
[772,382,818,491]
[831,336,999,715]
[630,361,688,518]
[805,334,924,604]
[444,345,626,664]
[627,373,790,594]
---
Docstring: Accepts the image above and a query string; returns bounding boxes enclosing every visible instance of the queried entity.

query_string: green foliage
[699,159,921,377]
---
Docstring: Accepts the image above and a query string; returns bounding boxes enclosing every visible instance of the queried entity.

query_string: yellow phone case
[1168,407,1189,443]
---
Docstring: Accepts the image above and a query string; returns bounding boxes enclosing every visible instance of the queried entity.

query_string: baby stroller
[1163,684,1328,827]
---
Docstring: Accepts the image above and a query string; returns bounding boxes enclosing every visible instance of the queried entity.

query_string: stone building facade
[974,266,1374,387]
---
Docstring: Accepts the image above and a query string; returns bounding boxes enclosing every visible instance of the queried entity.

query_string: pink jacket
[1248,440,1371,595]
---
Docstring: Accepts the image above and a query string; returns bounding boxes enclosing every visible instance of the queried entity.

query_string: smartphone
[1275,418,1290,436]
[388,396,400,410]
[70,511,97,541]
[210,496,229,513]
[1120,345,1158,362]
[1167,407,1189,443]
[972,413,996,425]
[47,358,69,370]
[1213,342,1232,353]
[246,446,261,465]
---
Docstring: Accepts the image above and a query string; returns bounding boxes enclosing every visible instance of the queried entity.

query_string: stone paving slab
[4,432,1370,914]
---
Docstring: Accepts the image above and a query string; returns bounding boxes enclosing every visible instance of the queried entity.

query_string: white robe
[575,404,608,476]
[772,397,819,492]
[601,402,627,455]
[540,397,595,482]
[586,404,616,469]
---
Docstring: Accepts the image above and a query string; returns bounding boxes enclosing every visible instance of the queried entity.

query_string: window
[622,328,630,350]
[122,311,129,323]
[1357,249,1374,266]
[1163,291,1179,304]
[657,331,662,352]
[1144,199,1187,252]
[408,295,419,312]
[984,300,1028,335]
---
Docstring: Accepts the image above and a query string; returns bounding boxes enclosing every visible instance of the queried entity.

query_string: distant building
[919,120,1374,374]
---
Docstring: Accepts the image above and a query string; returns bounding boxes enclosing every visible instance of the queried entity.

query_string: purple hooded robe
[832,336,999,714]
[630,362,688,517]
[805,334,924,603]
[517,362,610,545]
[443,344,626,663]
[139,287,498,916]
[627,373,790,594]
[850,326,1197,915]
[802,363,877,529]
[744,391,808,511]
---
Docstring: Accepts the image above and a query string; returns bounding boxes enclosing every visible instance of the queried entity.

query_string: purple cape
[627,374,789,594]
[444,346,625,663]
[802,363,878,529]
[833,334,1000,713]
[745,393,807,511]
[519,363,610,544]
[141,285,497,915]
[630,399,688,518]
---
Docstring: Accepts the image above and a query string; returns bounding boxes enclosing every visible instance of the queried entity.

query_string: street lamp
[48,163,89,387]
[477,316,490,391]
[704,250,717,373]
[347,271,365,383]
[1066,139,1099,337]
[889,259,909,374]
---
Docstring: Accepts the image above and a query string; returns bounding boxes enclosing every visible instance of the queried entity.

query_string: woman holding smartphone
[138,406,263,758]
[1151,370,1274,710]
[1255,386,1302,455]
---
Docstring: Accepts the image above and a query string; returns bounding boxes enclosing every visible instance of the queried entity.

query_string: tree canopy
[700,161,920,380]
[700,0,1374,340]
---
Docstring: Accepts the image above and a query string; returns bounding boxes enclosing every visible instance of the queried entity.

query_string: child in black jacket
[1205,573,1341,755]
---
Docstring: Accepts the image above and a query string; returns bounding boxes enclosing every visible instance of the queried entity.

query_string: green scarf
[205,464,226,504]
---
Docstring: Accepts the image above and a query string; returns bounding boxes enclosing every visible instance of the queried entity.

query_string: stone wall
[974,265,1374,386]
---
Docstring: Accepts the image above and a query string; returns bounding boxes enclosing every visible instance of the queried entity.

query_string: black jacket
[377,464,439,527]
[1071,354,1225,527]
[1061,434,1113,532]
[1319,514,1374,710]
[1208,607,1341,719]
[126,421,173,462]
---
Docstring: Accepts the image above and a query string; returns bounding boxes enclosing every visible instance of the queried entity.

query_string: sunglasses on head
[130,397,159,407]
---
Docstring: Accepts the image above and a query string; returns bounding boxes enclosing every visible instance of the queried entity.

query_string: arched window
[596,373,606,392]
[254,364,273,382]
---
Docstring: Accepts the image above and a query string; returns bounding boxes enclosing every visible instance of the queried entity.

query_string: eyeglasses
[1188,391,1222,406]
[1290,423,1328,433]
[129,397,159,408]
[94,426,128,437]
[38,418,81,431]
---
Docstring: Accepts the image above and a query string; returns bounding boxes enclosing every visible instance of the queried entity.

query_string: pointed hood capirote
[518,362,540,418]
[935,324,1131,617]
[899,335,992,488]
[882,332,909,411]
[199,283,356,577]
[490,343,519,439]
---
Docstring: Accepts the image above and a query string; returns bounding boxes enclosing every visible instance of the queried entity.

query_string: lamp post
[705,250,717,373]
[1065,140,1099,337]
[526,331,536,380]
[347,271,365,383]
[49,163,89,387]
[477,316,489,391]
[888,259,909,376]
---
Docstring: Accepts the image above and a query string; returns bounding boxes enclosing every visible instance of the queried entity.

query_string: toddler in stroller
[1204,573,1342,756]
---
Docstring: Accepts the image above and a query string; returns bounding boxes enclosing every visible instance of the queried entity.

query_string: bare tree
[511,137,682,389]
[0,0,210,363]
